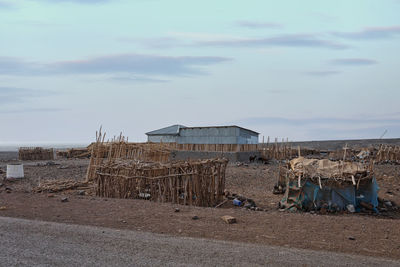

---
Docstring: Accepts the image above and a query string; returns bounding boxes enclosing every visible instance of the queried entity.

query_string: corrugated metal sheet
[148,135,178,143]
[146,125,259,144]
[146,125,186,136]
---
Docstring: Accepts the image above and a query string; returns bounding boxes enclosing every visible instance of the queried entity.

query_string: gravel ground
[1,216,399,267]
[1,155,400,261]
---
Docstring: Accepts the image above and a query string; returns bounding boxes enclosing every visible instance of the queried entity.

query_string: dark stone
[192,215,199,220]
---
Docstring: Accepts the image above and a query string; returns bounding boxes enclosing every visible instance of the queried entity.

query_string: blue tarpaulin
[281,178,379,212]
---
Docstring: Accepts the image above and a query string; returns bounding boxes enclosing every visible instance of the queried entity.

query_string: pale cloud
[131,32,349,50]
[236,20,283,29]
[0,1,14,9]
[333,26,400,40]
[0,54,232,77]
[305,70,341,76]
[0,87,56,104]
[32,0,110,4]
[108,76,169,83]
[196,34,348,49]
[0,107,66,114]
[330,58,378,66]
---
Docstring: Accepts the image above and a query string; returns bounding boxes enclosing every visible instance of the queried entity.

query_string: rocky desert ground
[1,150,400,260]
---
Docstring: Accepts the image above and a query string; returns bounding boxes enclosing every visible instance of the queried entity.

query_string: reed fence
[95,158,228,207]
[18,147,54,161]
[86,129,173,181]
[376,145,400,163]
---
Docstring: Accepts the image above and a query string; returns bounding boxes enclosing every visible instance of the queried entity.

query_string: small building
[146,125,259,144]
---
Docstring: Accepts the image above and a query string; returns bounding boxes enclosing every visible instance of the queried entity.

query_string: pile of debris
[223,191,262,211]
[34,180,91,193]
[377,197,398,213]
[19,147,54,161]
[279,157,378,213]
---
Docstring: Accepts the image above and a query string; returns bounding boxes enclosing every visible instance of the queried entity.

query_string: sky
[0,0,399,144]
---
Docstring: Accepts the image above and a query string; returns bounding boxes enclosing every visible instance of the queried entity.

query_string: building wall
[178,127,258,144]
[237,135,258,144]
[147,127,258,144]
[238,128,259,144]
[147,135,178,143]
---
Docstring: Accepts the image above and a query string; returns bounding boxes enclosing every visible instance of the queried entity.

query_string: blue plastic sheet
[282,178,379,212]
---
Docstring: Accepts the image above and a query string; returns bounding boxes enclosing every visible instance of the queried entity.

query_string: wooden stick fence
[86,129,173,181]
[376,145,400,163]
[18,147,54,161]
[95,159,228,207]
[86,128,228,207]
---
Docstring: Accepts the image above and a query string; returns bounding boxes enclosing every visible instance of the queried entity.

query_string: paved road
[0,217,398,266]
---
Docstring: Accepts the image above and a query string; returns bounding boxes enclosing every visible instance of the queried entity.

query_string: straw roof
[288,157,372,182]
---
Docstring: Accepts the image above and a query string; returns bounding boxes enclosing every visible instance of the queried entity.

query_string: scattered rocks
[319,207,327,215]
[346,204,355,213]
[58,166,69,169]
[360,201,374,211]
[221,215,237,224]
[273,185,285,195]
[61,197,69,202]
[385,201,393,207]
[223,190,231,198]
[36,161,60,167]
[386,191,394,195]
[244,203,252,209]
[77,190,86,196]
[192,215,199,220]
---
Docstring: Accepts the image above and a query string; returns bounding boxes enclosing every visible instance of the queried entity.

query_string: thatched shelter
[280,157,378,212]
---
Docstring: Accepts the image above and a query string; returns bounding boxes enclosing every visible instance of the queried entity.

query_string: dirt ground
[1,156,400,260]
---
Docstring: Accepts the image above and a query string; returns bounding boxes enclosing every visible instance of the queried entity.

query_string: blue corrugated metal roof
[181,125,259,135]
[146,124,259,136]
[146,125,186,136]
